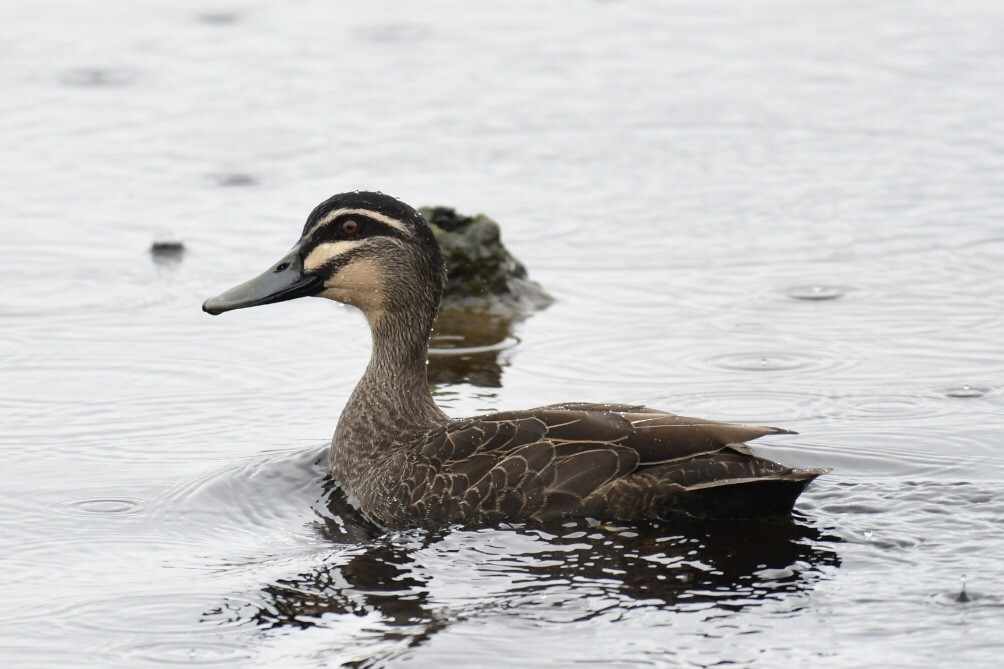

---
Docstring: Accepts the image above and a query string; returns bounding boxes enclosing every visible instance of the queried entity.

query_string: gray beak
[202,243,323,315]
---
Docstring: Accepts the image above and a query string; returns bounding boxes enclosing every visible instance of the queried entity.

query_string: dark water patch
[60,68,139,87]
[428,335,518,389]
[213,507,840,658]
[355,23,432,43]
[210,173,258,187]
[197,13,240,26]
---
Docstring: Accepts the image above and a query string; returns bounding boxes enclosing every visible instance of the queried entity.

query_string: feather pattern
[336,404,827,528]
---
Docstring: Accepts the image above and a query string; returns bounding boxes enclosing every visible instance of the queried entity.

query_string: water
[3,0,1003,666]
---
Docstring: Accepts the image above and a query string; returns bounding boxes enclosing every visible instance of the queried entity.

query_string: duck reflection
[218,480,840,660]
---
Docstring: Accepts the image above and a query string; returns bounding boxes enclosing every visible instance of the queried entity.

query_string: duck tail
[665,468,829,519]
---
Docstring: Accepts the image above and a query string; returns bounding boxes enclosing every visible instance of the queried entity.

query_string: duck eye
[340,219,361,236]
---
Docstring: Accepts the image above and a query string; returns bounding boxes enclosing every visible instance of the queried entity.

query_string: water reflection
[428,307,523,388]
[212,481,839,662]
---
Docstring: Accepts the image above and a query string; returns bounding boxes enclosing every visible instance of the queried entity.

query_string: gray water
[3,0,1004,667]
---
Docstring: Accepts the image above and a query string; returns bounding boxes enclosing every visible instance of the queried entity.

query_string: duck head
[203,191,447,329]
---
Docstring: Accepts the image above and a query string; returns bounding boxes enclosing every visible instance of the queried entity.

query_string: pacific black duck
[203,191,826,529]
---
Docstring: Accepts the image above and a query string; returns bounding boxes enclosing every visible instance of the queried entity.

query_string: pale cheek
[303,241,360,272]
[323,273,383,311]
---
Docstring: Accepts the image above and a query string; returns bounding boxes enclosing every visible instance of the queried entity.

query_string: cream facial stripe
[305,208,412,239]
[303,240,363,272]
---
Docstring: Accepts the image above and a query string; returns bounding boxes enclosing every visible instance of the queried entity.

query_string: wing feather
[408,404,808,522]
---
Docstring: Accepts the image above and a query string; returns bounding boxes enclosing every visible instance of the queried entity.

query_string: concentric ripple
[50,497,146,517]
[692,350,861,375]
[52,593,258,637]
[120,640,253,666]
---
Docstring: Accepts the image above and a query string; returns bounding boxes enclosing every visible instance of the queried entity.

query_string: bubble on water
[786,285,845,301]
[957,574,970,603]
[944,385,989,399]
[702,352,836,373]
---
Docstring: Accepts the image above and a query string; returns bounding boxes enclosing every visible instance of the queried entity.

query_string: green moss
[421,206,551,310]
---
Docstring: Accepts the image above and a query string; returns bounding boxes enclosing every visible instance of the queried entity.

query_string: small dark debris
[198,13,240,25]
[213,173,258,187]
[61,68,137,88]
[150,240,185,256]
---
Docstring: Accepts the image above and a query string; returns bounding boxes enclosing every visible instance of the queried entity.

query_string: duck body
[204,191,826,529]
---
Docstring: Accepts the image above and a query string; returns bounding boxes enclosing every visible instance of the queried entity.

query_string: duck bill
[202,244,323,315]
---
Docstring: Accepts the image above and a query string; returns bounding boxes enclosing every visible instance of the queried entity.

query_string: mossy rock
[421,206,552,310]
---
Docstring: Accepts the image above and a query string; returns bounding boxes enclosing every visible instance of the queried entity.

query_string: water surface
[3,1,1003,667]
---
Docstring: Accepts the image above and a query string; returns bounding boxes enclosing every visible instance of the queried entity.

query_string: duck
[203,191,827,529]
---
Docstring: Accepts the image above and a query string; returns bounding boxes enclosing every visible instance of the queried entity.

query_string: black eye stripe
[311,214,402,244]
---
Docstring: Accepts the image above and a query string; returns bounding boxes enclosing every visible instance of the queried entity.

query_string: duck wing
[417,406,825,523]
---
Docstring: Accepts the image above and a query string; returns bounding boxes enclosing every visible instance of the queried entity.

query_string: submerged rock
[421,206,552,311]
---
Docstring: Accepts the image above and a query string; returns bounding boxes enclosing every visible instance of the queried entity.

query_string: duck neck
[336,300,446,452]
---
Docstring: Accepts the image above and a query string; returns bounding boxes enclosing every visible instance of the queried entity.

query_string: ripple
[926,589,1004,609]
[54,593,257,636]
[707,352,812,372]
[835,392,958,422]
[51,497,146,517]
[667,389,835,423]
[0,329,31,366]
[122,640,253,665]
[429,335,519,356]
[786,285,847,301]
[790,427,996,478]
[154,445,328,541]
[691,350,859,375]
